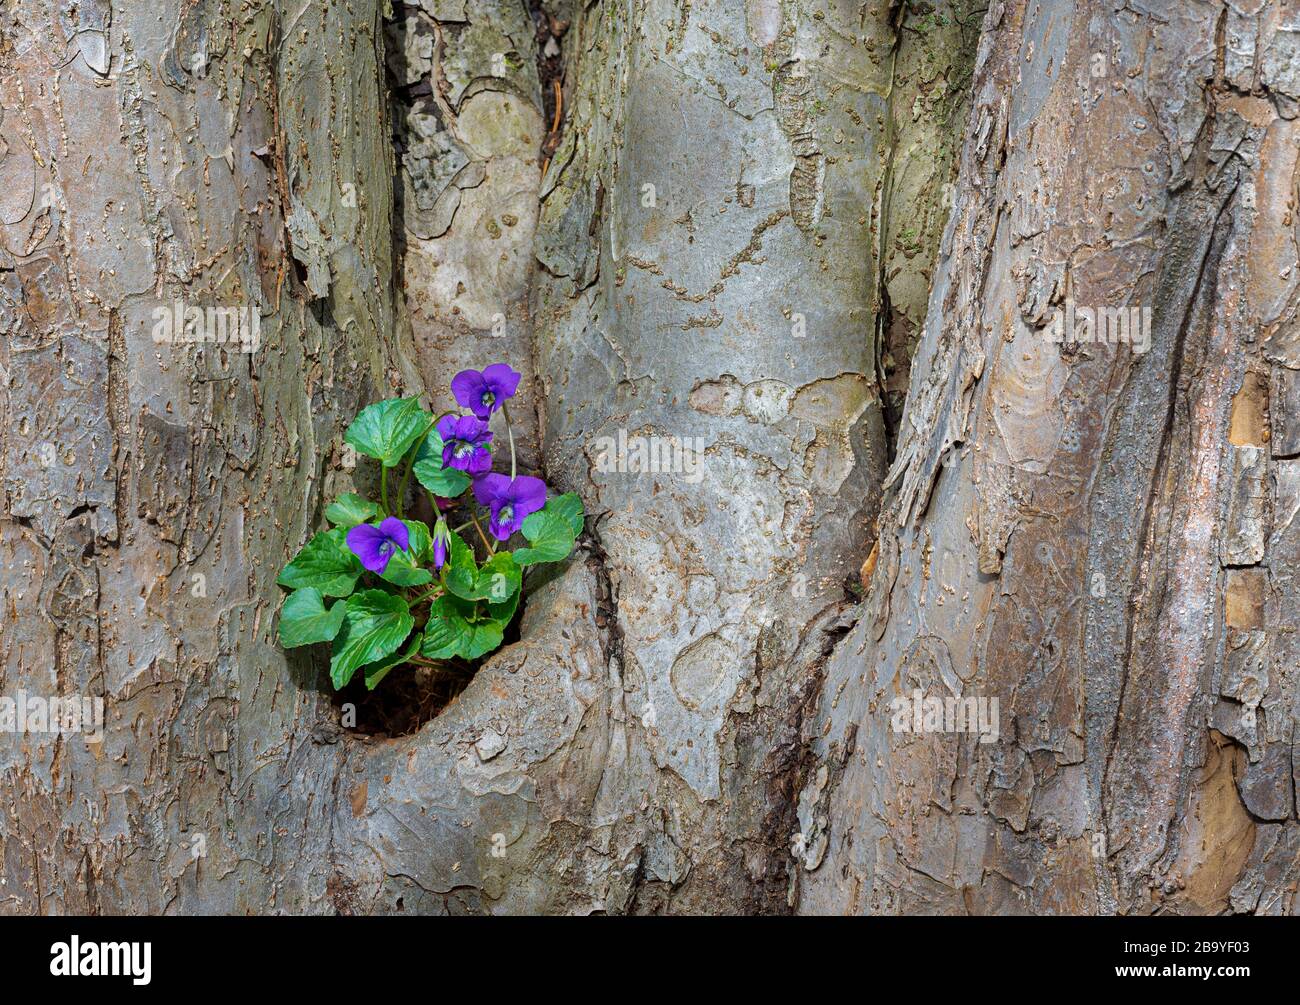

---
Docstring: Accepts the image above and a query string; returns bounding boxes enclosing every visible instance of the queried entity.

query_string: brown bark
[5,0,1295,917]
[799,0,1300,915]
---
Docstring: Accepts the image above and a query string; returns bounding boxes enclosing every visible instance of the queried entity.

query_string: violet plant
[275,365,583,690]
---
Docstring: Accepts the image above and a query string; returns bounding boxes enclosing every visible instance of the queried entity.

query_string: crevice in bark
[742,601,859,913]
[529,1,569,172]
[266,13,308,304]
[876,285,907,465]
[330,663,480,738]
[581,525,624,673]
[873,0,981,461]
[382,4,428,318]
[310,1,550,739]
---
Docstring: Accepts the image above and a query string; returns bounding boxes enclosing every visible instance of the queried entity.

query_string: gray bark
[0,0,414,912]
[4,0,1295,917]
[1,0,907,915]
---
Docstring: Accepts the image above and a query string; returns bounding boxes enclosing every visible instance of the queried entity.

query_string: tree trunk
[799,0,1300,915]
[3,0,1295,916]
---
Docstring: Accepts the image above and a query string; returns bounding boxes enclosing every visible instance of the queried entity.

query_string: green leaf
[462,619,504,660]
[487,588,520,626]
[419,465,472,497]
[513,507,576,566]
[325,493,380,529]
[330,590,414,689]
[361,633,422,690]
[378,556,433,588]
[444,546,521,604]
[401,519,433,563]
[471,551,522,602]
[441,530,480,600]
[549,492,585,538]
[377,519,434,588]
[278,588,347,648]
[419,595,473,659]
[277,527,362,597]
[415,431,442,465]
[345,397,432,467]
[413,433,472,497]
[420,595,505,661]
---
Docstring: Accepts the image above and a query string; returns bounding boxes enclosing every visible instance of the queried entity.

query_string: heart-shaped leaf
[330,590,414,689]
[277,527,362,597]
[413,433,473,497]
[420,595,504,661]
[450,550,521,603]
[360,633,422,690]
[441,530,480,600]
[278,588,347,648]
[419,595,473,659]
[487,588,520,626]
[549,492,585,538]
[325,493,380,529]
[513,507,575,566]
[345,398,432,467]
[461,619,504,660]
[477,551,522,603]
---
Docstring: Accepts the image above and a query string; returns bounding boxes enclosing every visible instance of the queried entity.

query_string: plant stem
[469,510,496,554]
[396,412,455,519]
[502,403,517,480]
[381,466,390,515]
[409,585,443,607]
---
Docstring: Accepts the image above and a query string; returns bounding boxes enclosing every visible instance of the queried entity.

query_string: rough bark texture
[0,0,436,913]
[387,0,545,468]
[527,0,904,912]
[800,0,1300,915]
[5,0,1296,917]
[0,0,912,915]
[877,0,981,435]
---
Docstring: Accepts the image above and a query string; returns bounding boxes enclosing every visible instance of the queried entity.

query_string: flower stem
[396,411,456,519]
[502,403,517,480]
[381,467,390,515]
[409,585,443,608]
[469,510,496,554]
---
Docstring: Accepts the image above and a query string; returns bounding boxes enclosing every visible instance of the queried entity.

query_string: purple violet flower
[346,516,410,574]
[451,363,521,418]
[472,473,547,541]
[437,414,493,475]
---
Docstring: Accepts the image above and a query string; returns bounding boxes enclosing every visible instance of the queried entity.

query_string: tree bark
[3,0,1296,917]
[799,0,1300,915]
[1,0,415,912]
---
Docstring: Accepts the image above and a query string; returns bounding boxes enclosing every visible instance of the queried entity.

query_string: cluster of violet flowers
[344,364,546,576]
[276,362,586,690]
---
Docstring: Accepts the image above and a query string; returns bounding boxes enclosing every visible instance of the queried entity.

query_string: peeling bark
[1,0,417,913]
[7,0,1289,918]
[528,0,904,911]
[800,0,1300,916]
